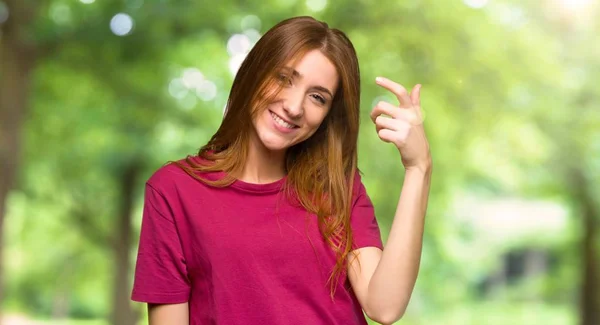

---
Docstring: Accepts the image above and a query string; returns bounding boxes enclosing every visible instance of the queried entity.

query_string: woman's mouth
[270,111,298,129]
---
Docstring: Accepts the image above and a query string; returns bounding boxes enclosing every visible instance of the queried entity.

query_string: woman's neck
[239,135,287,184]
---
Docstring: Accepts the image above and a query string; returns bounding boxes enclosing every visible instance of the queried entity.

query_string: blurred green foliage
[1,0,598,324]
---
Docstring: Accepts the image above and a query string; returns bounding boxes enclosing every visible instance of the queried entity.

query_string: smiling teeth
[271,112,295,129]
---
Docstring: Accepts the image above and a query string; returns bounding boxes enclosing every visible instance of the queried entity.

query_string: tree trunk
[0,0,36,316]
[580,208,598,325]
[110,161,140,325]
[570,168,600,325]
[580,198,599,324]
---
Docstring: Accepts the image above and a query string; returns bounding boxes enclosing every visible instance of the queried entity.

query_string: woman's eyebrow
[282,66,334,97]
[311,86,333,98]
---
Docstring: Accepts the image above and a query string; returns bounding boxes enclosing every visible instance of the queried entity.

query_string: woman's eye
[311,94,326,104]
[278,73,292,86]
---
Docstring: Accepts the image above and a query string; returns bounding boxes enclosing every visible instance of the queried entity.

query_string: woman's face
[251,49,339,153]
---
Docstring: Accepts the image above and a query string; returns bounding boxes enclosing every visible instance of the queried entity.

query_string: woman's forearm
[367,164,432,323]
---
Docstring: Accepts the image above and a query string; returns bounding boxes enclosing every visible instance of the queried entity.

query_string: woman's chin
[258,135,293,152]
[262,141,290,152]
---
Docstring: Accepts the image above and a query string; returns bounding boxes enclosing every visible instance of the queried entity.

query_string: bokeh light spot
[306,0,327,12]
[110,13,134,36]
[168,78,188,100]
[181,68,205,89]
[227,34,252,56]
[463,0,488,9]
[241,15,261,31]
[169,68,218,102]
[229,54,247,76]
[0,2,9,24]
[196,80,217,102]
[558,0,592,11]
[49,3,72,25]
[243,28,262,44]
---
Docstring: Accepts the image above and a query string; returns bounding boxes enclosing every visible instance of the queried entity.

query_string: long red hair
[173,16,361,298]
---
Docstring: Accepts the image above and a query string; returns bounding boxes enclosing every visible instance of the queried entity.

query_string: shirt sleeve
[131,183,191,304]
[350,174,384,250]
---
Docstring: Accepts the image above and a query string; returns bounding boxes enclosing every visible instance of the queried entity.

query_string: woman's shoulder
[352,170,365,190]
[146,155,209,192]
[351,169,372,200]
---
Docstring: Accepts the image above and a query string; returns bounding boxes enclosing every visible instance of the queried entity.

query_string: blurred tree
[0,0,38,316]
[518,2,600,323]
[1,0,598,325]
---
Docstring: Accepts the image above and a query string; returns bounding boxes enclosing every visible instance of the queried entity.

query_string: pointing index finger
[376,76,412,108]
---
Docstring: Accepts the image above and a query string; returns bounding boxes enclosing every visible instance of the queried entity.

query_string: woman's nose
[282,88,304,118]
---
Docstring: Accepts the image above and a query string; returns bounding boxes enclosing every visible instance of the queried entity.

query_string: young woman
[131,16,431,325]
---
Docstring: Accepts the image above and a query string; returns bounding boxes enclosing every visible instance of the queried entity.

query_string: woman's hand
[370,77,431,172]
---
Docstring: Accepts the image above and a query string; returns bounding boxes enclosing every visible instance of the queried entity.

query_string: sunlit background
[0,0,598,324]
